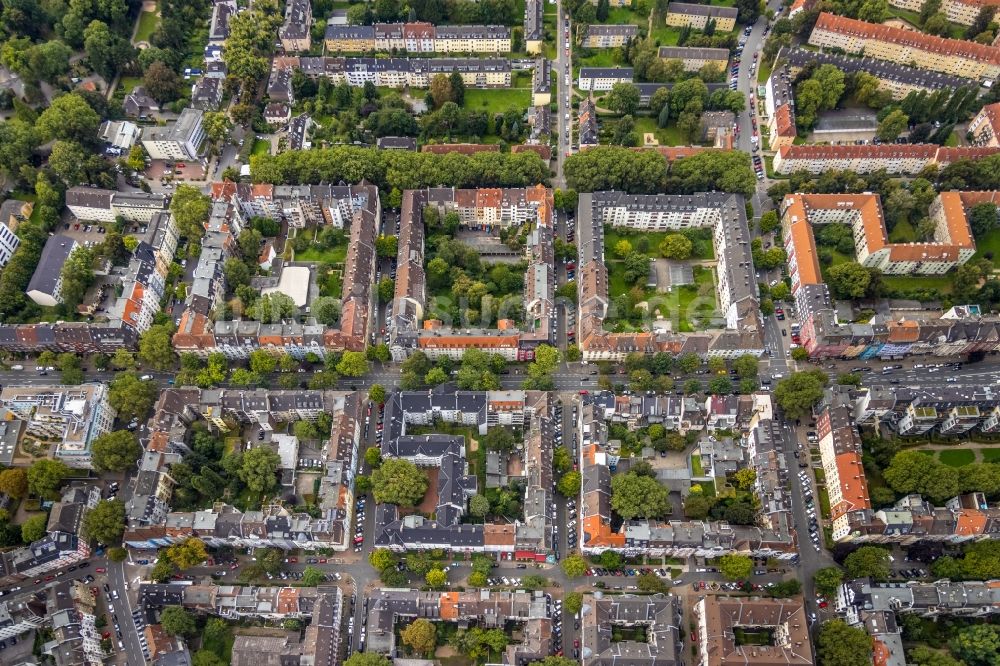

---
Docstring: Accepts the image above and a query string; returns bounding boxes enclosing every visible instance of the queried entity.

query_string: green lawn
[888,219,917,243]
[982,448,1000,463]
[818,486,831,520]
[463,87,532,115]
[676,267,718,331]
[938,449,975,467]
[944,130,960,146]
[886,6,965,38]
[579,50,623,68]
[605,225,714,261]
[881,274,954,296]
[605,6,647,25]
[648,26,682,46]
[119,77,143,94]
[297,245,347,264]
[251,139,270,157]
[631,114,691,147]
[973,227,1000,262]
[691,454,705,476]
[134,9,159,43]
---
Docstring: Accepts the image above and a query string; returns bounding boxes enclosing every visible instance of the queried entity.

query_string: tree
[532,658,577,666]
[402,618,437,655]
[638,572,669,593]
[108,371,158,422]
[429,73,453,108]
[814,567,844,597]
[92,431,141,472]
[36,93,100,143]
[600,550,622,569]
[606,83,640,116]
[170,185,212,240]
[877,109,909,141]
[160,606,197,637]
[684,493,717,519]
[249,292,298,323]
[908,646,963,666]
[82,499,126,545]
[791,348,809,361]
[770,282,790,301]
[773,370,828,419]
[143,60,180,103]
[718,553,752,580]
[470,493,490,518]
[968,202,998,238]
[20,513,48,543]
[107,546,128,562]
[59,246,94,309]
[658,233,692,259]
[827,262,872,299]
[614,239,633,258]
[558,471,582,497]
[610,472,670,520]
[950,625,1000,666]
[425,568,447,588]
[708,377,733,395]
[816,620,871,666]
[238,447,282,494]
[733,468,756,490]
[733,354,758,379]
[166,538,209,569]
[337,351,369,377]
[844,546,891,581]
[369,548,396,572]
[0,469,28,499]
[27,458,71,499]
[561,554,588,578]
[883,450,960,504]
[372,458,428,506]
[345,656,391,666]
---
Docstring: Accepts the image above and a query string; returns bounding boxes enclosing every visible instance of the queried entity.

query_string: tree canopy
[773,370,828,418]
[372,458,429,506]
[610,471,670,520]
[91,430,141,472]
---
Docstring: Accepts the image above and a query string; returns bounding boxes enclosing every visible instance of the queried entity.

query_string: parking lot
[146,158,206,185]
[60,218,110,248]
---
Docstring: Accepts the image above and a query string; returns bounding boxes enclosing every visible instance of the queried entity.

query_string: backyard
[631,115,690,147]
[134,8,159,44]
[973,227,1000,263]
[251,138,271,157]
[937,449,975,467]
[462,72,532,115]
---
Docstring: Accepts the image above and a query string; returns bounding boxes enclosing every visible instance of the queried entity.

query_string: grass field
[632,115,690,147]
[676,267,718,331]
[691,454,705,476]
[463,83,532,115]
[973,227,1000,262]
[881,274,955,295]
[134,8,159,43]
[579,50,622,68]
[886,6,965,38]
[982,448,1000,463]
[251,139,270,157]
[297,244,347,264]
[938,449,975,467]
[648,26,682,46]
[888,219,917,243]
[119,76,143,94]
[604,226,714,260]
[604,6,647,24]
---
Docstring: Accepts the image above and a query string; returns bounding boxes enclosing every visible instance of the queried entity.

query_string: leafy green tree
[108,371,158,422]
[658,233,692,259]
[718,553,752,580]
[531,658,578,666]
[469,493,490,518]
[150,558,176,582]
[337,351,369,377]
[166,538,208,569]
[950,625,1000,666]
[369,548,396,572]
[402,617,437,655]
[773,370,828,418]
[733,468,756,490]
[827,262,872,299]
[877,109,909,141]
[638,572,669,593]
[814,567,844,597]
[139,323,176,370]
[0,468,28,499]
[107,546,128,562]
[238,447,282,494]
[160,606,197,637]
[558,471,582,497]
[27,458,71,500]
[606,83,640,116]
[561,554,588,578]
[610,471,670,520]
[425,568,447,588]
[170,185,212,240]
[82,499,126,544]
[20,513,48,543]
[345,655,391,666]
[907,646,964,666]
[564,592,584,615]
[36,93,100,144]
[844,546,891,581]
[372,458,428,506]
[816,620,872,666]
[600,550,622,569]
[733,354,758,379]
[92,431,141,472]
[302,566,326,586]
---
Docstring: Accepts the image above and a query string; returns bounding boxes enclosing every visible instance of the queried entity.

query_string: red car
[319,558,327,563]
[574,640,580,648]
[176,162,186,168]
[96,568,106,573]
[579,390,588,395]
[287,557,298,564]
[819,601,828,608]
[45,575,54,581]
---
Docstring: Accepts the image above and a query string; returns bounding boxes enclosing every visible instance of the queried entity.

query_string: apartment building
[969,101,1000,146]
[665,2,738,31]
[781,192,978,279]
[838,577,1000,623]
[0,200,23,267]
[575,191,764,362]
[807,12,1000,79]
[578,67,634,91]
[694,596,814,666]
[778,47,977,100]
[765,66,798,150]
[533,57,552,106]
[324,23,511,53]
[582,595,681,666]
[525,0,544,54]
[814,395,872,542]
[0,384,115,468]
[65,187,169,223]
[291,55,513,88]
[657,46,729,72]
[209,0,236,43]
[836,491,1000,545]
[772,143,1000,174]
[107,212,179,334]
[279,0,312,51]
[26,234,78,307]
[889,0,1000,26]
[582,24,639,48]
[141,107,206,160]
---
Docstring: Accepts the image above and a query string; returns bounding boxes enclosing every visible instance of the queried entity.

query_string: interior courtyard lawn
[604,225,714,261]
[939,449,975,467]
[134,9,159,43]
[578,50,622,68]
[981,448,1000,463]
[251,138,270,157]
[631,115,692,148]
[463,86,532,115]
[880,274,954,295]
[648,26,682,46]
[888,219,917,243]
[972,227,1000,263]
[604,6,648,24]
